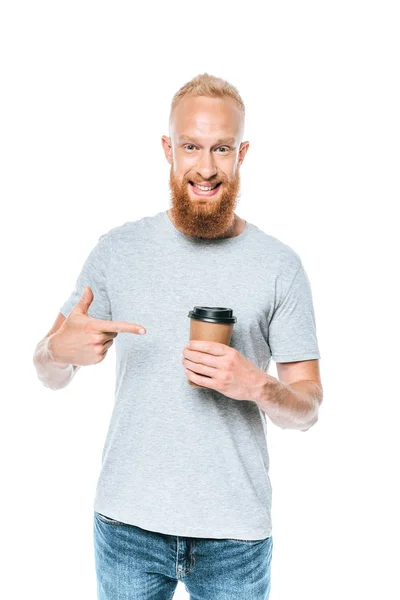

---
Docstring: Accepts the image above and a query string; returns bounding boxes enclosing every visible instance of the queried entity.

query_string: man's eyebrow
[177,136,236,146]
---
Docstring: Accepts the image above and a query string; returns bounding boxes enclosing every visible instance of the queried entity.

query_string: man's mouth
[188,181,222,196]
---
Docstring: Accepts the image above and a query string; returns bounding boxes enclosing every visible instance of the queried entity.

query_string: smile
[189,181,222,196]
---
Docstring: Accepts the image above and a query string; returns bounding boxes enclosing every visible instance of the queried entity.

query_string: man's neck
[167,209,246,239]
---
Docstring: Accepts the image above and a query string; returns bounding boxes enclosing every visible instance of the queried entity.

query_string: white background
[1,1,399,598]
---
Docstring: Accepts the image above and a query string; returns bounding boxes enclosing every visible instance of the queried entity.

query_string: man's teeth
[192,183,219,191]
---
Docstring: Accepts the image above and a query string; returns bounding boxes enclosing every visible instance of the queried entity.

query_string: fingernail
[139,328,146,334]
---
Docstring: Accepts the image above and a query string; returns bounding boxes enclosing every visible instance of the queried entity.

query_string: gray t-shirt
[60,210,321,540]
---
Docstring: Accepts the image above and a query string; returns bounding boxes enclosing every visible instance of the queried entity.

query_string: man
[33,72,323,600]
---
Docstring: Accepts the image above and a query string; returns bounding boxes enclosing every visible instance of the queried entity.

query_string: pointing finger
[92,319,146,335]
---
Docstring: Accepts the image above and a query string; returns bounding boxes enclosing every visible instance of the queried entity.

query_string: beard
[168,162,242,239]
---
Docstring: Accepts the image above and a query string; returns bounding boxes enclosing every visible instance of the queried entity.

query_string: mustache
[169,165,239,190]
[184,175,228,185]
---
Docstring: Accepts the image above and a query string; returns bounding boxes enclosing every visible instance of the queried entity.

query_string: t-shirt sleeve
[59,232,112,321]
[267,260,321,363]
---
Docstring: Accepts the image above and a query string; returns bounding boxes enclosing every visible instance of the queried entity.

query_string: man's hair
[169,73,245,128]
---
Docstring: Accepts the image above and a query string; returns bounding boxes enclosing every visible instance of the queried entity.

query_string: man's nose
[196,151,218,179]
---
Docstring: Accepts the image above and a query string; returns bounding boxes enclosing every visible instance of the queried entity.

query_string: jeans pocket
[95,511,125,526]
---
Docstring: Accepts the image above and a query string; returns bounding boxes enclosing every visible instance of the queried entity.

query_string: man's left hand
[182,340,278,402]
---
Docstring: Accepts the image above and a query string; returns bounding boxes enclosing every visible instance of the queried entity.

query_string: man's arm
[33,312,80,391]
[255,359,323,431]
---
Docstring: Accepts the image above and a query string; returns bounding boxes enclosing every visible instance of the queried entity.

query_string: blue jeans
[93,511,273,599]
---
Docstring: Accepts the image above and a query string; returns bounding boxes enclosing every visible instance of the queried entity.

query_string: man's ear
[161,136,172,165]
[238,141,250,166]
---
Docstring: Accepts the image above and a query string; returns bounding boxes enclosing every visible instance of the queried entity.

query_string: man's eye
[183,145,230,152]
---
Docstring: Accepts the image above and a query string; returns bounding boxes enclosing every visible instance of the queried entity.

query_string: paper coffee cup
[186,307,237,388]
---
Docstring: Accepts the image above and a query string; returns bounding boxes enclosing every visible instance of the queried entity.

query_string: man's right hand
[48,286,147,366]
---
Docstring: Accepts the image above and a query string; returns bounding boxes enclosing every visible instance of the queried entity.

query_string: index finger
[187,340,227,354]
[92,318,146,335]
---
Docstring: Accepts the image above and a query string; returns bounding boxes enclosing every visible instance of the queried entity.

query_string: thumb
[75,285,94,314]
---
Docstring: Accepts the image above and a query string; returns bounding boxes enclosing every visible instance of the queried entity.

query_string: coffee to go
[186,307,237,388]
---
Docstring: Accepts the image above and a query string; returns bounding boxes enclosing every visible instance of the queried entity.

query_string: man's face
[162,95,249,239]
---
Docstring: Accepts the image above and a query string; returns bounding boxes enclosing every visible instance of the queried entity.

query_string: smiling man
[163,92,247,240]
[34,73,323,600]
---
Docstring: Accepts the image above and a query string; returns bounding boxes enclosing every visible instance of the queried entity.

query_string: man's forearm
[33,335,80,391]
[255,375,323,431]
